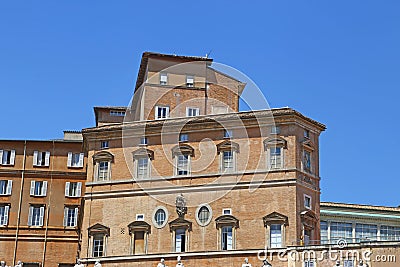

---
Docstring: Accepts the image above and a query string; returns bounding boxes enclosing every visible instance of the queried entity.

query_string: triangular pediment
[88,223,110,236]
[169,217,192,232]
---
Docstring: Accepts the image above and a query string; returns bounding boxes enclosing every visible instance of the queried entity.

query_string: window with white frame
[221,226,233,250]
[140,137,148,145]
[320,221,329,244]
[0,205,10,226]
[304,195,311,209]
[0,150,16,165]
[355,223,377,241]
[303,150,312,173]
[270,224,282,248]
[223,129,232,138]
[179,133,188,142]
[30,181,48,197]
[93,234,105,257]
[155,106,169,119]
[176,154,190,176]
[223,209,232,215]
[222,151,234,172]
[153,207,168,228]
[304,129,310,138]
[97,161,110,181]
[67,152,84,168]
[28,205,45,226]
[110,110,125,116]
[175,228,186,252]
[268,147,283,169]
[64,206,78,227]
[65,182,82,197]
[380,225,400,241]
[330,222,353,243]
[136,214,144,221]
[196,205,212,226]
[100,141,109,149]
[186,75,194,87]
[33,151,50,167]
[160,72,168,85]
[186,107,199,117]
[0,180,12,195]
[344,259,354,267]
[136,157,150,179]
[271,126,280,134]
[303,260,315,267]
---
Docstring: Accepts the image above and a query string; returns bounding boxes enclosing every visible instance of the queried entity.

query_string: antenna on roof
[205,49,212,58]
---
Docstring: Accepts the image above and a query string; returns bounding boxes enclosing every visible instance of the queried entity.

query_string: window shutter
[77,182,82,197]
[30,181,35,196]
[6,180,12,195]
[0,150,3,165]
[94,163,98,181]
[39,206,45,226]
[166,107,170,118]
[44,152,50,167]
[63,207,68,227]
[65,182,70,197]
[28,206,33,226]
[67,152,72,167]
[74,207,79,226]
[3,205,9,225]
[10,150,16,165]
[42,181,48,196]
[33,151,38,166]
[79,153,84,167]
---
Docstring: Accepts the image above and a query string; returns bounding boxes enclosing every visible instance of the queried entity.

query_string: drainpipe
[13,140,27,266]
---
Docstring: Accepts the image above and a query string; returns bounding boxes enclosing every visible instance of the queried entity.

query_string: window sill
[68,166,84,169]
[65,195,81,198]
[0,194,11,196]
[30,195,46,198]
[33,165,50,168]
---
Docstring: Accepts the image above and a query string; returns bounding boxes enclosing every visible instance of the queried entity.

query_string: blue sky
[1,1,399,207]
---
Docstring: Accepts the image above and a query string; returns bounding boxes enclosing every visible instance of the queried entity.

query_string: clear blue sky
[1,1,399,207]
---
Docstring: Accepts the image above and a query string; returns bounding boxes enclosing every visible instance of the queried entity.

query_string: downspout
[13,140,27,266]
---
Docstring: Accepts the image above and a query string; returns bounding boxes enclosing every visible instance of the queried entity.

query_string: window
[303,150,312,173]
[355,224,377,242]
[186,107,199,117]
[304,195,311,209]
[65,182,82,197]
[153,207,168,228]
[175,228,186,252]
[136,157,150,179]
[196,205,212,226]
[304,129,310,138]
[268,147,283,169]
[93,234,105,257]
[133,231,145,254]
[223,209,232,215]
[67,152,84,168]
[0,180,12,195]
[304,260,315,267]
[176,154,190,176]
[270,224,282,248]
[110,110,125,116]
[224,129,232,138]
[33,151,50,167]
[380,225,400,241]
[160,73,168,85]
[320,221,329,244]
[30,181,47,197]
[344,260,354,267]
[330,222,353,243]
[271,126,280,134]
[155,106,169,119]
[222,151,234,172]
[179,134,188,142]
[100,141,109,149]
[0,205,10,226]
[64,206,78,227]
[28,205,45,226]
[140,137,148,145]
[186,75,194,87]
[136,214,144,221]
[221,226,233,250]
[0,150,16,165]
[97,161,110,181]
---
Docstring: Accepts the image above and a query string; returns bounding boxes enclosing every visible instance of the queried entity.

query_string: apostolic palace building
[0,52,399,267]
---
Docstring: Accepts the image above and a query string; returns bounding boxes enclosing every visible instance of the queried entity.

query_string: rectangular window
[186,107,199,117]
[303,150,311,172]
[175,228,186,252]
[110,110,125,116]
[177,154,189,176]
[136,214,144,221]
[64,206,78,227]
[271,126,280,134]
[155,106,169,119]
[221,226,233,250]
[0,205,10,226]
[304,129,310,138]
[160,73,168,85]
[101,141,109,149]
[304,195,311,209]
[137,158,149,179]
[97,161,110,181]
[270,224,282,248]
[28,205,45,226]
[320,221,329,244]
[380,225,400,241]
[223,209,232,215]
[140,137,148,145]
[304,260,315,267]
[330,222,353,243]
[33,151,50,167]
[67,152,84,168]
[269,147,282,169]
[304,229,312,245]
[186,75,194,87]
[179,134,188,142]
[355,223,377,242]
[344,260,354,267]
[30,181,47,197]
[65,182,82,197]
[0,180,12,195]
[222,151,234,172]
[93,234,104,257]
[0,150,16,165]
[224,130,233,138]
